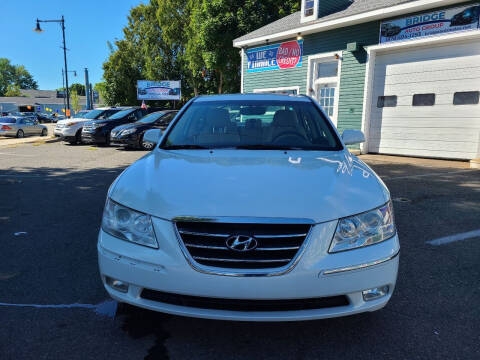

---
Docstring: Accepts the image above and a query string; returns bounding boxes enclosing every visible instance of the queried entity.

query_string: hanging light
[34,19,43,33]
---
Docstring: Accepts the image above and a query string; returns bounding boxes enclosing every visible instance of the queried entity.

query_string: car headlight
[93,123,106,128]
[101,198,158,248]
[329,202,396,253]
[121,128,137,135]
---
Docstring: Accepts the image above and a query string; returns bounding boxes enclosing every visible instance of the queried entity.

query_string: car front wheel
[16,129,24,138]
[41,128,48,137]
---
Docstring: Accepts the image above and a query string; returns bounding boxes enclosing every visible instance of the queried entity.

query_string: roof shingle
[234,0,419,44]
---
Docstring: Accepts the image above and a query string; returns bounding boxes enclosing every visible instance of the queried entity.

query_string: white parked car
[54,107,123,144]
[98,94,399,321]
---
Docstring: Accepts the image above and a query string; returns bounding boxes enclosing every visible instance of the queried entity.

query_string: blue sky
[1,0,144,90]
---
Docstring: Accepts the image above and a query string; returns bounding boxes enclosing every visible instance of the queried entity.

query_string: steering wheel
[272,131,306,144]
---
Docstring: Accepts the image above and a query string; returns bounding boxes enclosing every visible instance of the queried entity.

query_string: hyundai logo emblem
[225,235,258,252]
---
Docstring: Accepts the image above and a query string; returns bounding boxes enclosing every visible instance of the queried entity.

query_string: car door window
[155,113,175,127]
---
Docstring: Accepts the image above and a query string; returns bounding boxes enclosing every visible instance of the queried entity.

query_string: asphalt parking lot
[1,141,479,360]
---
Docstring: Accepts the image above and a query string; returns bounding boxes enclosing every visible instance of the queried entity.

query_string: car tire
[41,128,48,137]
[16,129,24,138]
[73,130,82,145]
[141,136,155,151]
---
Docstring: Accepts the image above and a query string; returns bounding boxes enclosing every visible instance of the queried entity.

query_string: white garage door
[369,40,480,160]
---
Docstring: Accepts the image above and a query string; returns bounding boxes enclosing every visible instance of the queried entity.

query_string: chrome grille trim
[174,218,314,277]
[179,230,230,238]
[193,257,292,263]
[185,243,300,251]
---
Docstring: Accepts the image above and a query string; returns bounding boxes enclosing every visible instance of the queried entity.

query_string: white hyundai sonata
[98,94,399,322]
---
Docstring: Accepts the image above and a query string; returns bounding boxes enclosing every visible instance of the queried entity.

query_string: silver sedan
[0,117,48,138]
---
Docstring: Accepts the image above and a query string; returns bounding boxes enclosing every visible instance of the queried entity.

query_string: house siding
[242,21,380,134]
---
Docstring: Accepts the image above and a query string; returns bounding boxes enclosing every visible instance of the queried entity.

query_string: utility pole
[84,68,91,110]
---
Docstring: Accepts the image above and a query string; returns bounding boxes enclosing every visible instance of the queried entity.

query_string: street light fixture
[34,16,71,118]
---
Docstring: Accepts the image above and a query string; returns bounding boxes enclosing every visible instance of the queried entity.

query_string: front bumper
[98,218,399,321]
[110,134,140,147]
[81,131,107,144]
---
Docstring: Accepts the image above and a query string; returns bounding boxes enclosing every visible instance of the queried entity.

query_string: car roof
[193,93,312,103]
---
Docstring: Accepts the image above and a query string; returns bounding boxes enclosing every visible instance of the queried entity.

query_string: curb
[0,136,61,148]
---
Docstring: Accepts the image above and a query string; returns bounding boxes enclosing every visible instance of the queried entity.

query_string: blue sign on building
[247,40,303,73]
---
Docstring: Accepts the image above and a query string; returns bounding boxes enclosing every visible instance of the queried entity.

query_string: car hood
[112,123,148,132]
[56,117,91,125]
[110,149,390,223]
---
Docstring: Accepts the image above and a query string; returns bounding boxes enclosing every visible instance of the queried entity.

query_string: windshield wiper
[162,144,210,150]
[235,145,303,150]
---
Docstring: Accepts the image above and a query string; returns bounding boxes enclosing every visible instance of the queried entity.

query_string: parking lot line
[0,300,117,317]
[427,229,480,246]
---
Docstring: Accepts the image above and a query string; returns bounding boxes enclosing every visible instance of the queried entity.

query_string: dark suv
[81,107,148,145]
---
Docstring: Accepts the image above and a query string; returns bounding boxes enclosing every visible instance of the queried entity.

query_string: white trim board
[253,86,301,94]
[233,0,466,48]
[360,30,480,155]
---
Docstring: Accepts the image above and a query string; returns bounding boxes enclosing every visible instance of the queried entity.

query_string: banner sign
[380,4,480,43]
[247,40,303,73]
[137,80,181,100]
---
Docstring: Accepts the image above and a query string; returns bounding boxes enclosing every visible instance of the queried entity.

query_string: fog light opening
[362,285,389,302]
[106,277,129,293]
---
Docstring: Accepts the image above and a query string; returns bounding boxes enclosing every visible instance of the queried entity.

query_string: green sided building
[233,0,480,160]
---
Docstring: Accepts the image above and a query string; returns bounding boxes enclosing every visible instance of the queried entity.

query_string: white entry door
[369,40,480,160]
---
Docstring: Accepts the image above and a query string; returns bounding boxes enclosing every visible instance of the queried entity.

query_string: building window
[413,93,435,106]
[304,0,315,17]
[453,91,479,105]
[377,96,397,108]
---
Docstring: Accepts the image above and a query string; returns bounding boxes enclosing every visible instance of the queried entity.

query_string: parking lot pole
[34,16,70,117]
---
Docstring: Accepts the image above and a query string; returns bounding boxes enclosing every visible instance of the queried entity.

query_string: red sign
[276,41,302,69]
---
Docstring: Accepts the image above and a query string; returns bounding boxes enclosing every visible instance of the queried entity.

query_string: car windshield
[73,111,88,118]
[108,109,134,120]
[136,112,165,124]
[0,117,16,124]
[161,100,342,151]
[82,110,107,119]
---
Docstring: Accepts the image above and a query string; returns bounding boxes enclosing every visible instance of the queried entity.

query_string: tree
[71,90,81,113]
[101,0,299,102]
[0,58,38,96]
[4,84,22,97]
[191,0,300,94]
[70,83,86,96]
[94,82,107,104]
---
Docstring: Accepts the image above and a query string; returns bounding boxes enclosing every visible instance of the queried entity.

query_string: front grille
[175,221,311,270]
[82,123,95,133]
[141,290,349,311]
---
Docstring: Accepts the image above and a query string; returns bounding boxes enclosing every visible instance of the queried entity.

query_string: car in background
[82,107,148,146]
[55,107,125,145]
[110,110,178,150]
[381,23,402,37]
[450,6,480,26]
[0,116,48,138]
[98,94,399,321]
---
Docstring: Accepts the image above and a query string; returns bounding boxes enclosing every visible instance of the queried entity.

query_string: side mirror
[342,130,365,145]
[143,129,162,149]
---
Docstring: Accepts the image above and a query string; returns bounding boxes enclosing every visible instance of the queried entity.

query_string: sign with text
[380,4,480,43]
[137,80,181,100]
[247,40,303,73]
